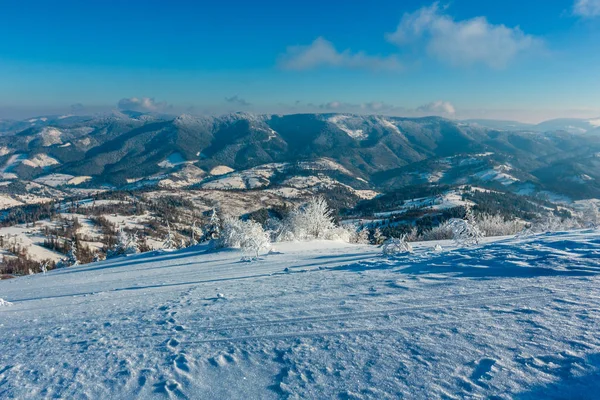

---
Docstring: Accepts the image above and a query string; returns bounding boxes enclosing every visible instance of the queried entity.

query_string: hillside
[1,231,599,398]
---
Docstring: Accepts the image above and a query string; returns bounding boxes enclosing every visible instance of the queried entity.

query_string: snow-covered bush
[421,221,454,241]
[0,298,12,307]
[525,213,583,235]
[279,196,336,241]
[265,217,284,242]
[239,220,271,259]
[217,216,245,248]
[583,202,599,228]
[351,227,370,244]
[382,236,413,256]
[448,218,483,247]
[341,225,370,244]
[476,213,525,237]
[217,217,271,259]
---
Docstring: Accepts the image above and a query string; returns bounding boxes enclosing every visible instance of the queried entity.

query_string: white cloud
[117,97,171,112]
[278,37,403,72]
[574,0,600,17]
[417,100,456,115]
[386,3,542,69]
[225,95,251,107]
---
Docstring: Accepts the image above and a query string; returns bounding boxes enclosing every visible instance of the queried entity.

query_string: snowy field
[1,230,599,399]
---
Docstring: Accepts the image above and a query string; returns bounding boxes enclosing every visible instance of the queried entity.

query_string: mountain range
[0,111,598,201]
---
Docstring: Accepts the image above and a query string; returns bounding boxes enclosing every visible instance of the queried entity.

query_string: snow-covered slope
[1,231,600,398]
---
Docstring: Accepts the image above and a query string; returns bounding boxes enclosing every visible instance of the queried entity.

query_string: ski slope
[1,231,600,399]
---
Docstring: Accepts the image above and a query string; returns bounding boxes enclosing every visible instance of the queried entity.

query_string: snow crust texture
[1,231,600,399]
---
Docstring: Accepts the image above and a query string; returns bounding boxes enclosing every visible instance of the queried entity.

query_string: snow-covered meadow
[1,229,599,399]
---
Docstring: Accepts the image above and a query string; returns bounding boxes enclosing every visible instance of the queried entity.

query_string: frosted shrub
[583,202,599,228]
[324,226,353,243]
[239,220,271,259]
[217,217,271,260]
[477,214,525,237]
[448,218,483,247]
[217,216,245,248]
[527,213,583,234]
[382,236,413,256]
[421,221,454,241]
[341,225,369,244]
[279,196,335,241]
[0,298,12,307]
[265,217,284,242]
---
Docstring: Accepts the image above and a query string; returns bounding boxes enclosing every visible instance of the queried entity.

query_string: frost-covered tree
[68,241,79,266]
[239,220,271,259]
[189,220,202,246]
[203,209,221,242]
[217,216,244,248]
[280,196,335,241]
[217,217,271,259]
[372,227,386,245]
[382,235,413,255]
[108,229,140,258]
[163,222,177,250]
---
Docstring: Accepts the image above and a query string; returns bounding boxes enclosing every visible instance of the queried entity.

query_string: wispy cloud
[278,37,403,72]
[117,97,171,112]
[417,100,456,115]
[225,95,251,107]
[386,2,542,69]
[310,100,456,117]
[573,0,600,17]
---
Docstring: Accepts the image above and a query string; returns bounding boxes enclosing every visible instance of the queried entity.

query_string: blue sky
[0,0,599,122]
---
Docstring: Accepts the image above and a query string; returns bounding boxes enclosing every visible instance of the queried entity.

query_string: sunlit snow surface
[1,231,600,399]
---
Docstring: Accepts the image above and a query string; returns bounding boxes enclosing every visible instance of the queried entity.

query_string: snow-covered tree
[163,222,177,250]
[382,235,413,256]
[189,220,202,246]
[217,216,244,248]
[40,261,48,274]
[203,209,221,242]
[57,240,79,268]
[217,217,271,259]
[279,196,335,241]
[239,220,271,259]
[108,229,140,258]
[372,227,386,245]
